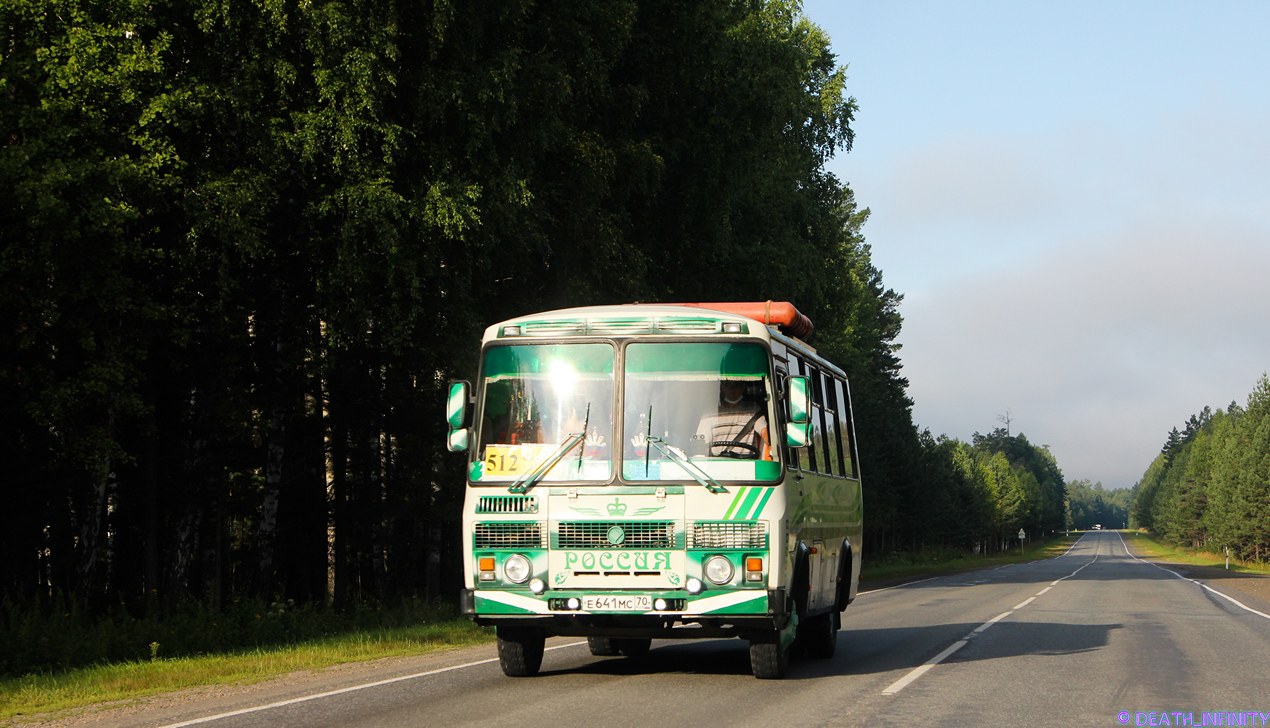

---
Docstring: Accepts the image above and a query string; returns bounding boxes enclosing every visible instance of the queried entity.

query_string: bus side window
[814,372,835,476]
[807,364,827,475]
[823,376,845,478]
[791,356,818,474]
[775,365,797,469]
[836,378,857,479]
[828,381,848,477]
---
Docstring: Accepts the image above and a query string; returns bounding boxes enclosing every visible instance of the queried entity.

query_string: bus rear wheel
[615,638,651,657]
[587,637,620,656]
[497,626,545,677]
[801,611,839,659]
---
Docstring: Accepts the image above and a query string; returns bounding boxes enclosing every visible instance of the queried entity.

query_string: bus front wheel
[749,637,789,679]
[497,626,545,677]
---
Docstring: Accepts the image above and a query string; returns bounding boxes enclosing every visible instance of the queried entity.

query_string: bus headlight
[686,578,704,595]
[529,577,546,595]
[504,554,531,584]
[704,555,734,585]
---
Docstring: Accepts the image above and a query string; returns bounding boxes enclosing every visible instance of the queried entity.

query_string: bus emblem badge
[607,526,626,545]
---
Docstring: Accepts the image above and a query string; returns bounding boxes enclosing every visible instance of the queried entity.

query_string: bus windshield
[473,343,614,483]
[623,342,781,482]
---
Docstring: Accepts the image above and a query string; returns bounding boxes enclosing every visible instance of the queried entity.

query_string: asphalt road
[57,532,1270,728]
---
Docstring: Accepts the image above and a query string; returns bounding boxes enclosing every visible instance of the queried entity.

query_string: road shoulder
[1120,537,1270,610]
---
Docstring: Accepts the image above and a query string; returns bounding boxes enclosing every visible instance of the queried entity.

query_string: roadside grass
[1122,530,1270,575]
[0,620,493,722]
[860,533,1081,584]
[5,533,1094,722]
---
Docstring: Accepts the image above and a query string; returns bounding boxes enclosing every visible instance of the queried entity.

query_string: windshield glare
[474,344,614,482]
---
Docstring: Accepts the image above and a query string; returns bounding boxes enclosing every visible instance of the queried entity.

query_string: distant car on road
[1093,524,1102,530]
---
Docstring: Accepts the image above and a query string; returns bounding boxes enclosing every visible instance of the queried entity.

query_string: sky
[800,0,1270,490]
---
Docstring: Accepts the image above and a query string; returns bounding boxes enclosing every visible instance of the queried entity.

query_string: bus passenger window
[823,377,844,478]
[835,378,856,478]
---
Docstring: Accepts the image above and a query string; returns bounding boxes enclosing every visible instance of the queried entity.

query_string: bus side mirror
[785,376,810,448]
[446,381,472,452]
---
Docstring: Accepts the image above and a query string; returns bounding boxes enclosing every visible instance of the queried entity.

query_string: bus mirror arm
[646,437,729,494]
[508,432,585,494]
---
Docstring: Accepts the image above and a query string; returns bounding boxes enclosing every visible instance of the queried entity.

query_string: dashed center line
[881,546,1097,696]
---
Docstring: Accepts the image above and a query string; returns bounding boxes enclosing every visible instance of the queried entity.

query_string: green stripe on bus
[706,595,768,615]
[732,487,762,520]
[474,596,536,615]
[750,487,775,518]
[722,487,747,520]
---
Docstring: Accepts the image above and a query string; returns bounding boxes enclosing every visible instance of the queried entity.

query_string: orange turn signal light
[479,557,495,571]
[745,557,763,572]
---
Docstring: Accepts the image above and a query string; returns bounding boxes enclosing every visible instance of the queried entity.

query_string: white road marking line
[882,551,1099,695]
[1116,531,1270,622]
[1059,533,1088,557]
[882,640,968,695]
[1013,597,1036,609]
[857,576,939,595]
[973,611,1013,633]
[1051,555,1097,585]
[154,641,589,728]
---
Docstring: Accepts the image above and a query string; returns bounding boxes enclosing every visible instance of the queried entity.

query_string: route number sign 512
[484,444,551,476]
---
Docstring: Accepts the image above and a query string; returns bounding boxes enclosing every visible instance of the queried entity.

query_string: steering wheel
[712,440,759,459]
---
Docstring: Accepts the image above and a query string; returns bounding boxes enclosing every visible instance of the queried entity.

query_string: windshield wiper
[645,436,728,494]
[508,432,585,494]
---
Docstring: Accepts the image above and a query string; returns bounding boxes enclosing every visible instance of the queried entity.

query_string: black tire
[587,636,620,656]
[749,636,790,679]
[497,626,545,677]
[615,638,651,657]
[801,611,838,659]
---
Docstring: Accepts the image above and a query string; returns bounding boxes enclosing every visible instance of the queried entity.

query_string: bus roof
[482,304,772,343]
[481,303,844,378]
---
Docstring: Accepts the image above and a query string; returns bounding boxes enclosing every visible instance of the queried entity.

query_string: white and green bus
[445,302,862,679]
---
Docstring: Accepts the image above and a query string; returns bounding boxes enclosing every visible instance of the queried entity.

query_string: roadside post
[1018,528,1026,555]
[1226,547,1230,571]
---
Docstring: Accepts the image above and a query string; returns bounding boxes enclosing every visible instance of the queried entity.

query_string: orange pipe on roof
[661,301,814,340]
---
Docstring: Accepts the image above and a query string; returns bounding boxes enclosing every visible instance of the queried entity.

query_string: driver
[695,379,771,460]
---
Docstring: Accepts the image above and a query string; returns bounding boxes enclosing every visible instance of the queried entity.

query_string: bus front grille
[473,522,548,549]
[688,520,768,549]
[476,495,538,514]
[557,521,676,549]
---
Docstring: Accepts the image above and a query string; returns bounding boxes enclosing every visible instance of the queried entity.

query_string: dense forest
[1067,479,1130,531]
[1131,376,1270,562]
[1,0,1069,656]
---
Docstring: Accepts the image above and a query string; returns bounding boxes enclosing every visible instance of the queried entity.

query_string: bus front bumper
[461,587,789,635]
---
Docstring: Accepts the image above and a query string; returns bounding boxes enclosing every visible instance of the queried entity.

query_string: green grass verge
[1122,531,1270,575]
[860,533,1081,584]
[4,533,1094,722]
[0,619,493,722]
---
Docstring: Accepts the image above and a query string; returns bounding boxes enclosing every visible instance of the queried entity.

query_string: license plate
[582,594,652,611]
